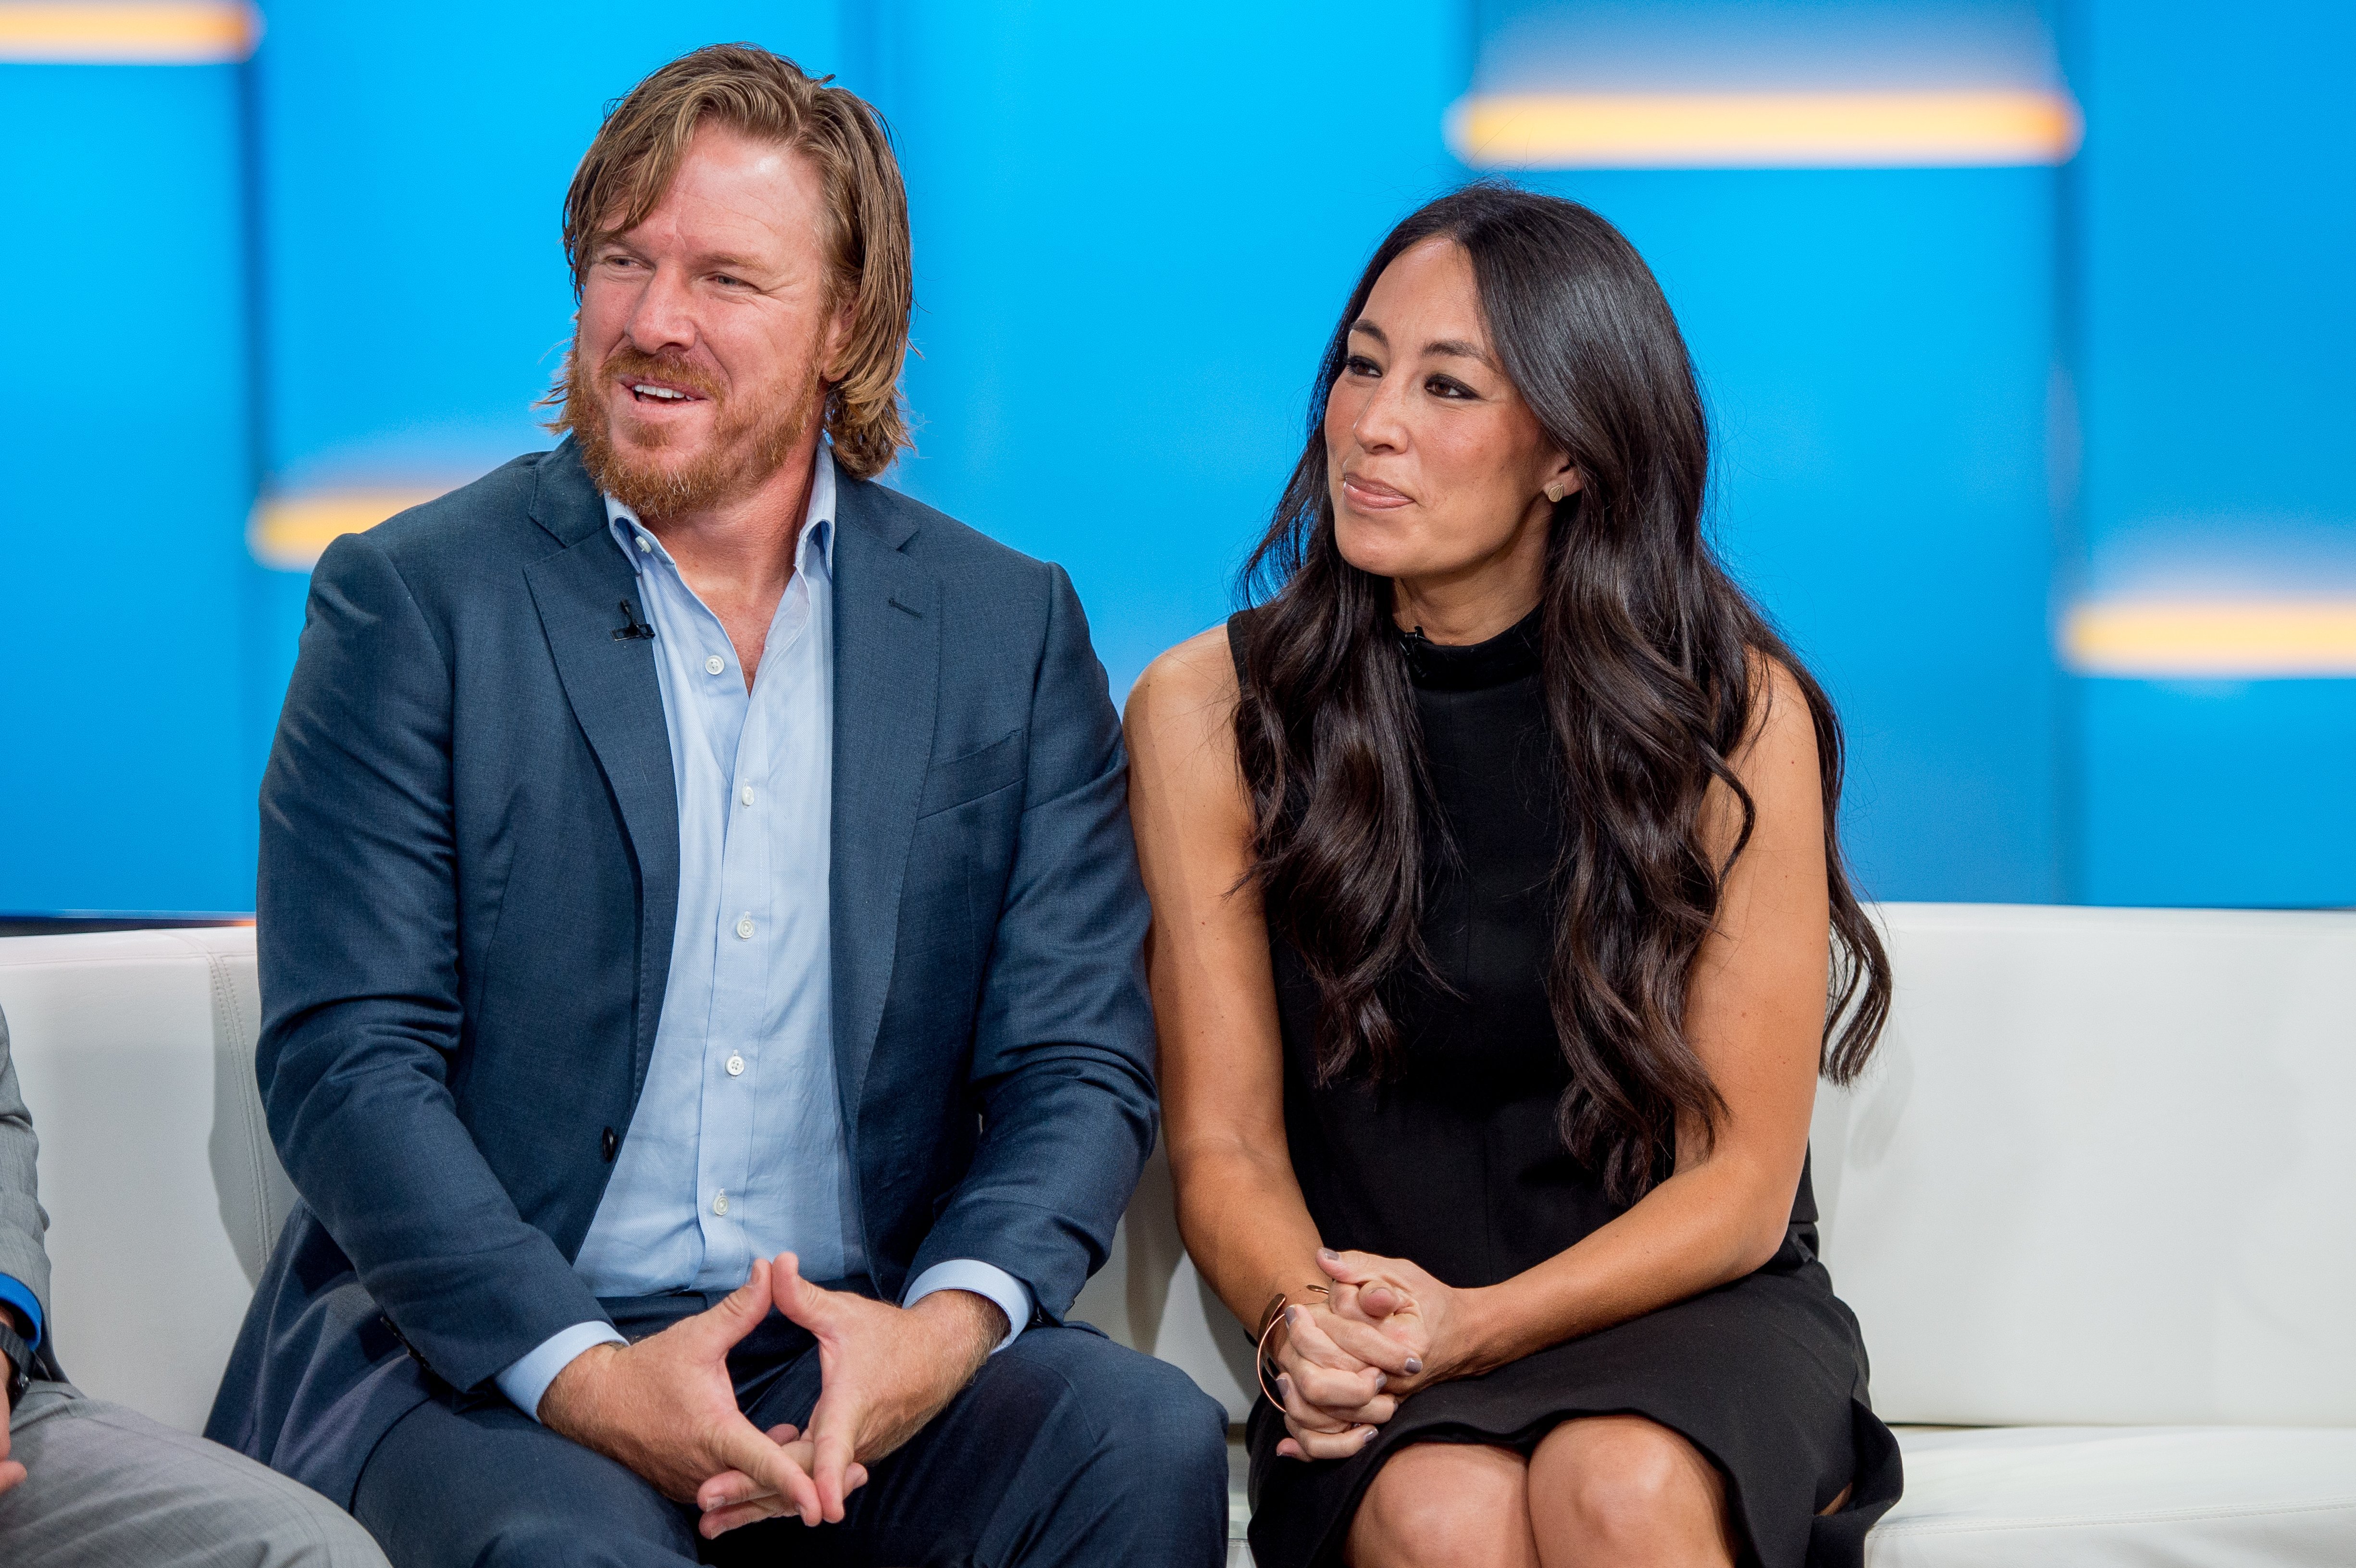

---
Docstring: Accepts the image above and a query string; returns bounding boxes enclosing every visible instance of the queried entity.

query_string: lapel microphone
[1397,623,1436,683]
[612,599,657,642]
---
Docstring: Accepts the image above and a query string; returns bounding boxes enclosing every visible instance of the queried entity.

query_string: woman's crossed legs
[1344,1416,1738,1568]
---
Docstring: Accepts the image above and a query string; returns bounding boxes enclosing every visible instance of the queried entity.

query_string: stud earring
[1543,480,1568,504]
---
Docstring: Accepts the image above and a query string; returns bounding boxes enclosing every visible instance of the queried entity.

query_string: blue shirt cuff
[495,1320,628,1421]
[902,1259,1032,1352]
[0,1273,43,1352]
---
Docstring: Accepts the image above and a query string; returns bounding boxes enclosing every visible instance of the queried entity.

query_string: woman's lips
[1341,473,1414,511]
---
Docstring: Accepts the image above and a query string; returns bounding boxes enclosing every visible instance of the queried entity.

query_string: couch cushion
[1812,904,2356,1426]
[0,927,283,1433]
[1112,904,2356,1430]
[1872,1425,2356,1567]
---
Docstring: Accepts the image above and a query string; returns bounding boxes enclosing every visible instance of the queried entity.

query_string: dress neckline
[1397,605,1543,692]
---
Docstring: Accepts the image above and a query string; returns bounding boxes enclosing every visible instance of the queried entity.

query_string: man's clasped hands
[534,1253,1008,1541]
[1266,1247,1490,1462]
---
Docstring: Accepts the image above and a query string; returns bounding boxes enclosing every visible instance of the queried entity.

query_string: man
[0,1005,389,1566]
[206,44,1228,1568]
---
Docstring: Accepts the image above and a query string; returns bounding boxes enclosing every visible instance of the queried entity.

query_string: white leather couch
[3,906,2351,1565]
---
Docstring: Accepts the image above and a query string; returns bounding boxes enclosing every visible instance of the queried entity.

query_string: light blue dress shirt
[496,449,1032,1420]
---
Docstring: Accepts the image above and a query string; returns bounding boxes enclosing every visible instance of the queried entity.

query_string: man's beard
[559,339,821,520]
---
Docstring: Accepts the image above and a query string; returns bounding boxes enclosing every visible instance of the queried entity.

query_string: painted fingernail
[1404,1357,1423,1374]
[1287,1306,1303,1326]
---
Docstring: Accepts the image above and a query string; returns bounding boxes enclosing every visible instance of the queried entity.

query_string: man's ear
[821,296,858,384]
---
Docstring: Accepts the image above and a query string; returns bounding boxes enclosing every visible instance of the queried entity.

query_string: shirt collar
[604,444,838,577]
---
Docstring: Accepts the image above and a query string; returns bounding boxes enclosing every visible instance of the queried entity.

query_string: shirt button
[735,914,755,939]
[705,655,726,675]
[711,1189,729,1217]
[726,1054,745,1077]
[740,784,756,807]
[635,534,651,553]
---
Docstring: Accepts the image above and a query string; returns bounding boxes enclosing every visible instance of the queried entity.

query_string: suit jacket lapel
[522,446,679,1098]
[830,480,940,1139]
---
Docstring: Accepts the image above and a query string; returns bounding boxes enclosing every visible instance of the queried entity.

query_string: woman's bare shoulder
[1125,622,1252,831]
[1737,653,1822,774]
[1126,623,1240,743]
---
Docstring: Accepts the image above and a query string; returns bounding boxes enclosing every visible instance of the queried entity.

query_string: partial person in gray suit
[0,1003,388,1567]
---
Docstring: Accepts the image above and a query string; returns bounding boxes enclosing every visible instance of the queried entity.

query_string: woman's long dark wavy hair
[1236,183,1890,1204]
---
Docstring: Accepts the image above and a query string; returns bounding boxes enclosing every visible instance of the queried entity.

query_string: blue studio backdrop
[2,0,2349,915]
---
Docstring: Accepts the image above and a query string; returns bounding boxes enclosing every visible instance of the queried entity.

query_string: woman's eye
[1342,355,1381,378]
[1426,376,1476,399]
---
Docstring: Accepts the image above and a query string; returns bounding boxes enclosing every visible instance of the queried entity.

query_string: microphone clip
[612,599,657,642]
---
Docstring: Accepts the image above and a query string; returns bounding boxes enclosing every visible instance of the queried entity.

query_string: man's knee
[849,1332,1228,1565]
[1034,1333,1228,1490]
[472,1515,637,1568]
[266,1500,392,1568]
[353,1398,694,1568]
[5,1393,390,1568]
[1102,1345,1227,1474]
[368,1494,682,1568]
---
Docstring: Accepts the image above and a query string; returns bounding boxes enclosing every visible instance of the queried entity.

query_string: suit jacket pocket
[916,727,1026,817]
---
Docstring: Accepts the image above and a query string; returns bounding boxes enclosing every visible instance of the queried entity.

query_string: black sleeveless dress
[1230,610,1901,1568]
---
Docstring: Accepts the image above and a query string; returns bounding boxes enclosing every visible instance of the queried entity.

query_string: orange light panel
[0,2,258,64]
[1451,89,2083,169]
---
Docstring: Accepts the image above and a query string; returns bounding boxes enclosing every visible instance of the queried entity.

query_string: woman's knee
[1348,1443,1533,1568]
[1530,1417,1731,1560]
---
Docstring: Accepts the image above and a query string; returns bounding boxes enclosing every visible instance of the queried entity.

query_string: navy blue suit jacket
[205,442,1157,1505]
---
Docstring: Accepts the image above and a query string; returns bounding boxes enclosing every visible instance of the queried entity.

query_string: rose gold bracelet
[1255,1284,1330,1405]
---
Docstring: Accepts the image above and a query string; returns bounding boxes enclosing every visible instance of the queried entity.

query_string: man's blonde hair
[562,44,913,479]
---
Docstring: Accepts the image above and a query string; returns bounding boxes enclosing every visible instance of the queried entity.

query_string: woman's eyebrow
[1349,319,1496,369]
[1425,337,1497,368]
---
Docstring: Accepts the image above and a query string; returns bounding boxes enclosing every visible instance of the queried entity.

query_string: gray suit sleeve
[0,1003,55,1326]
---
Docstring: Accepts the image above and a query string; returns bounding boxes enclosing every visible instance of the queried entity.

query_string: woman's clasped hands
[1270,1248,1486,1461]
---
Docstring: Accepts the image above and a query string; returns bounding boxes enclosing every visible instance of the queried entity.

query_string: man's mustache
[595,349,723,404]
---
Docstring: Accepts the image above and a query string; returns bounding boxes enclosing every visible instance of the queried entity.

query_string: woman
[1124,184,1902,1568]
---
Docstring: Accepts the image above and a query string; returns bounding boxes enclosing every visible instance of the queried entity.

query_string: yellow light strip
[1451,89,2082,169]
[249,488,445,572]
[2064,599,2356,679]
[0,2,258,64]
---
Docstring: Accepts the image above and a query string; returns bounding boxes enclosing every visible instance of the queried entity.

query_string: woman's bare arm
[1124,628,1328,1334]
